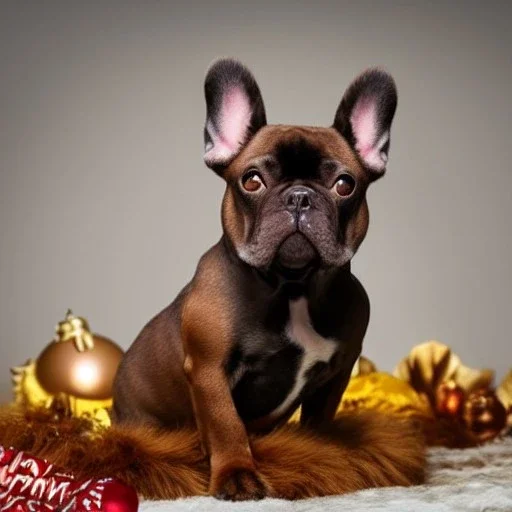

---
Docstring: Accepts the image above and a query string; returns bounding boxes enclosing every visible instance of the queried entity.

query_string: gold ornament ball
[463,388,507,442]
[35,311,123,400]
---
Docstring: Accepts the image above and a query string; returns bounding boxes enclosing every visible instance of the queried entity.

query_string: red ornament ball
[435,381,465,418]
[101,479,139,512]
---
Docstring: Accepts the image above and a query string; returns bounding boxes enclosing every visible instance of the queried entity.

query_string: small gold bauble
[462,388,507,442]
[35,310,123,400]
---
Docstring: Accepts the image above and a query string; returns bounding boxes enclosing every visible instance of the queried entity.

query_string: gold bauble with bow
[11,310,123,427]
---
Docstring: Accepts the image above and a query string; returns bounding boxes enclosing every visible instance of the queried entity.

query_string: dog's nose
[284,186,312,213]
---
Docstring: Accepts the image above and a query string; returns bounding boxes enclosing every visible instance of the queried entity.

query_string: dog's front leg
[183,339,268,501]
[300,370,350,427]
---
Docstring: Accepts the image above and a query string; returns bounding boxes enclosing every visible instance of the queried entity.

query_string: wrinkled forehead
[227,125,364,180]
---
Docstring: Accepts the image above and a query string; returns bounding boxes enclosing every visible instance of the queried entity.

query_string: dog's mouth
[273,232,319,279]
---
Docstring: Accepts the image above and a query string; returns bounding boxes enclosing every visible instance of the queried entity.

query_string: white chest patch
[269,298,337,418]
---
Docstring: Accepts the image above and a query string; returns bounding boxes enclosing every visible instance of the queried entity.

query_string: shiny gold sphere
[462,388,507,442]
[35,333,123,400]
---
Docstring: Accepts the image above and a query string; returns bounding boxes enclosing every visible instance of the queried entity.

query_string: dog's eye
[242,170,265,192]
[334,174,355,197]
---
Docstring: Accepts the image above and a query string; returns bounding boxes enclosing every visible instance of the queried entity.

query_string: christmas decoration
[497,370,512,414]
[497,370,512,431]
[0,445,138,511]
[394,341,510,445]
[394,341,494,405]
[36,310,122,399]
[338,372,432,418]
[435,381,465,418]
[11,361,112,428]
[462,388,507,443]
[11,310,123,428]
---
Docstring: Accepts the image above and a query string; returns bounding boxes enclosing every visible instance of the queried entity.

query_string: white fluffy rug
[141,437,512,511]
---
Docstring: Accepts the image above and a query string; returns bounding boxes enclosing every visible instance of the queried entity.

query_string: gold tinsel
[339,372,432,417]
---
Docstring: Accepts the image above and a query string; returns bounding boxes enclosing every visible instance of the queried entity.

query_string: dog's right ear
[203,59,267,173]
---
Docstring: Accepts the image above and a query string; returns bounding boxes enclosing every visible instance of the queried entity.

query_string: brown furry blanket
[0,407,426,500]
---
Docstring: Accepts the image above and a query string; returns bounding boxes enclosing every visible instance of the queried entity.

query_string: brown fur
[222,126,371,257]
[227,126,365,180]
[180,254,264,496]
[0,406,426,500]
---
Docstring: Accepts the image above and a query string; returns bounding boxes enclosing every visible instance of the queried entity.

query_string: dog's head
[203,59,397,276]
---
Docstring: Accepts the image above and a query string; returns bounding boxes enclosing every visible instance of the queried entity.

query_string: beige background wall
[1,1,511,403]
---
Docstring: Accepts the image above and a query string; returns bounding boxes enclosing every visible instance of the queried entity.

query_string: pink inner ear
[350,97,388,172]
[219,87,252,151]
[205,86,252,165]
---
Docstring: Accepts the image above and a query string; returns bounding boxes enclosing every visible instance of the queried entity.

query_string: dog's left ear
[333,69,397,177]
[203,58,267,172]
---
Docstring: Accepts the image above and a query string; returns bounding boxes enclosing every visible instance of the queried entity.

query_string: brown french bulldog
[112,58,397,501]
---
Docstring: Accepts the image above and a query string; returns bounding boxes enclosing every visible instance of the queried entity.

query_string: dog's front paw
[210,465,268,501]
